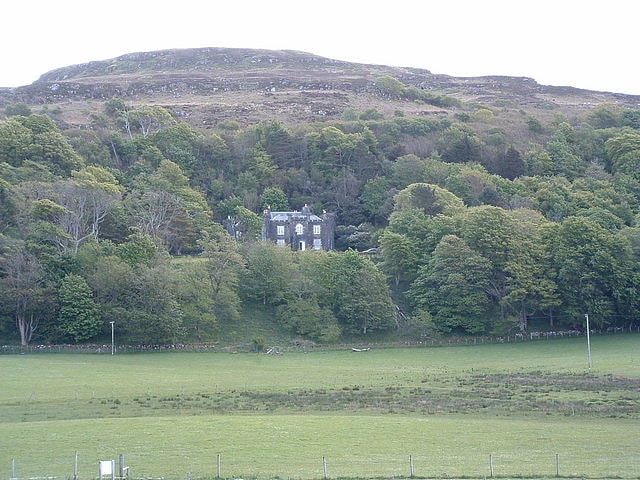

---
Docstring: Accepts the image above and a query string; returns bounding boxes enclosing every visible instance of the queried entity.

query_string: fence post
[217,454,221,478]
[556,453,560,477]
[74,451,79,480]
[12,458,16,480]
[489,454,494,478]
[409,454,414,478]
[322,456,328,479]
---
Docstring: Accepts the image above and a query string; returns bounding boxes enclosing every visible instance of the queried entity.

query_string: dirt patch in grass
[8,371,637,422]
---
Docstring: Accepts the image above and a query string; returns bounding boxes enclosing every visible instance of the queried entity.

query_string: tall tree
[57,273,100,343]
[0,247,52,345]
[52,166,123,254]
[316,250,395,334]
[408,235,493,334]
[549,216,634,328]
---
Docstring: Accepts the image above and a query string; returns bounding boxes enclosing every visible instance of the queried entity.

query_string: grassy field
[1,335,638,479]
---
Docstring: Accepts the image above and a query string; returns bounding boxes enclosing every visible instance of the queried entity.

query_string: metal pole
[585,314,592,370]
[110,321,115,355]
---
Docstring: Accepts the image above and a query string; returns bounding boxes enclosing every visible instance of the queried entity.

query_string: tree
[57,273,100,343]
[459,206,517,324]
[316,250,395,334]
[605,131,640,178]
[240,242,292,306]
[549,216,634,328]
[502,209,559,331]
[128,106,174,138]
[445,165,503,207]
[260,187,289,211]
[0,117,31,166]
[439,124,482,164]
[379,230,418,287]
[123,261,185,344]
[199,227,245,323]
[546,121,585,179]
[393,182,465,217]
[408,235,493,334]
[130,159,213,253]
[276,297,340,342]
[15,115,84,175]
[51,166,123,254]
[0,247,52,345]
[495,145,525,180]
[360,176,394,225]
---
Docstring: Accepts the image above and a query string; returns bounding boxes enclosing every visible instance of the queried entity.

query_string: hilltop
[2,47,638,129]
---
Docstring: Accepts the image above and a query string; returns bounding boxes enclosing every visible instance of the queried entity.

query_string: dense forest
[2,49,640,347]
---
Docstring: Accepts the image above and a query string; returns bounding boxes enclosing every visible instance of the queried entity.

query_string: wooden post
[217,454,221,478]
[489,454,494,478]
[409,454,414,478]
[322,456,328,479]
[556,453,560,477]
[119,454,125,478]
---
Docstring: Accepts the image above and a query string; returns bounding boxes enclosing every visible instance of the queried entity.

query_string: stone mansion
[261,205,334,251]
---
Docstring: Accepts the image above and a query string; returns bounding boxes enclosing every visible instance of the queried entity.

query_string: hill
[2,47,639,129]
[2,47,640,347]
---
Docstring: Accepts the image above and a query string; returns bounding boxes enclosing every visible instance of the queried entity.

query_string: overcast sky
[2,1,639,95]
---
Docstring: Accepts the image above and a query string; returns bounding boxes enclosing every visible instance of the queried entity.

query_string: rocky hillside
[1,47,639,129]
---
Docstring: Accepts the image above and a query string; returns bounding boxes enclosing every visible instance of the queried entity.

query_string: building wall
[262,207,334,251]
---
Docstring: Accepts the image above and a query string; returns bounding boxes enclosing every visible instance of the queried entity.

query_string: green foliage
[57,273,100,343]
[375,76,461,107]
[4,102,32,116]
[393,182,465,216]
[605,131,640,177]
[240,242,292,306]
[0,115,84,175]
[409,235,493,334]
[260,187,289,211]
[3,76,640,346]
[316,250,395,334]
[276,297,340,342]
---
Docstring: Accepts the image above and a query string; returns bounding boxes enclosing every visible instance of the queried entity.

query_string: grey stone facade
[262,205,334,251]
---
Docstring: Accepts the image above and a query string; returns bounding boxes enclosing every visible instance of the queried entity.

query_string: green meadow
[1,335,638,479]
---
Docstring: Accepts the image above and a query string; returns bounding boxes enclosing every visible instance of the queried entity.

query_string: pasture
[1,335,638,479]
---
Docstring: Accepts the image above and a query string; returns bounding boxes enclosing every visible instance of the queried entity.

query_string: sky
[2,1,639,95]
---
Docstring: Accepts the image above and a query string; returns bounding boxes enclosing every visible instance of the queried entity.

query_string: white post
[217,454,221,478]
[110,321,115,355]
[12,458,16,479]
[489,454,494,478]
[556,453,560,477]
[322,456,328,479]
[409,454,414,478]
[74,451,78,480]
[584,314,592,370]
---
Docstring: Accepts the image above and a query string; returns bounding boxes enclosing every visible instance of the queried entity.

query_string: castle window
[295,223,304,235]
[313,224,321,235]
[313,238,322,249]
[277,225,285,236]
